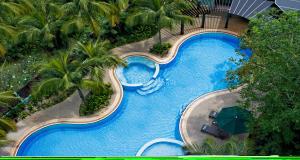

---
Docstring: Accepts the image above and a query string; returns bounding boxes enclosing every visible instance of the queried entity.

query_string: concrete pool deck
[3,16,248,155]
[179,88,243,145]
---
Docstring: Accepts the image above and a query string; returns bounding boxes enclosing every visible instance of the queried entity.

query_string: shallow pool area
[136,138,184,156]
[17,32,245,156]
[115,56,160,90]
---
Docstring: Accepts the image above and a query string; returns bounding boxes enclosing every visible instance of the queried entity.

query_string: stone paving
[180,88,246,146]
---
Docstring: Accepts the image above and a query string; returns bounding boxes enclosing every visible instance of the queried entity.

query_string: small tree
[33,52,104,103]
[75,40,125,80]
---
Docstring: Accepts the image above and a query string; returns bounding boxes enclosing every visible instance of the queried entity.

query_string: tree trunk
[180,20,185,35]
[158,29,162,44]
[77,88,85,103]
[224,13,230,28]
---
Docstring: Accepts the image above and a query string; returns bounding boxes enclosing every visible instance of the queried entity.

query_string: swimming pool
[17,32,245,156]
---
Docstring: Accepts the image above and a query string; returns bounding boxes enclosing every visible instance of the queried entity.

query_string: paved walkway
[180,88,246,146]
[1,14,248,155]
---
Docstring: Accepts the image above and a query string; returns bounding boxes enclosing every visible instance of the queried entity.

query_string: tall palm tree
[0,91,19,108]
[61,0,112,37]
[126,0,193,43]
[76,40,125,79]
[33,52,105,103]
[183,137,249,155]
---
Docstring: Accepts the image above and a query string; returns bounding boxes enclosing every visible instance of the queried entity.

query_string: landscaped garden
[0,0,299,157]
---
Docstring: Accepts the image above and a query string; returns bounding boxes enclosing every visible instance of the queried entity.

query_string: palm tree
[107,0,129,27]
[0,0,24,20]
[0,22,18,57]
[126,0,193,43]
[183,137,249,155]
[0,91,19,108]
[16,0,64,49]
[0,118,17,147]
[75,40,125,79]
[61,0,112,37]
[33,52,105,103]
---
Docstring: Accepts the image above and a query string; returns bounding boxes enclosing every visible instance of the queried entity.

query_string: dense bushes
[112,25,158,47]
[150,43,172,56]
[227,10,300,155]
[80,85,113,116]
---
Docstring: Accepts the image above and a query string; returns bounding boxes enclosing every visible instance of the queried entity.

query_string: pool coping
[136,138,184,156]
[179,87,242,145]
[11,29,239,156]
[116,56,160,88]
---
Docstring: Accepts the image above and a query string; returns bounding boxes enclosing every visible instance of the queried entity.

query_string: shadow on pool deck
[180,88,248,146]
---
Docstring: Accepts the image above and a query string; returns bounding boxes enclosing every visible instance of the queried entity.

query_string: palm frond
[0,23,18,39]
[81,79,105,94]
[32,78,64,98]
[61,17,84,35]
[0,119,16,132]
[0,139,10,147]
[0,42,6,57]
[0,91,19,108]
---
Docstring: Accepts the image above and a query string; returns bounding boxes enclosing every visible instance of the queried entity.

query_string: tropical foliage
[126,0,194,43]
[80,85,113,116]
[184,138,249,155]
[0,91,19,108]
[227,10,300,155]
[33,52,106,104]
[75,40,125,80]
[150,42,171,56]
[0,118,16,146]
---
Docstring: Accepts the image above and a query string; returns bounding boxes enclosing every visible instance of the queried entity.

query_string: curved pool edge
[179,87,243,145]
[11,29,239,156]
[116,56,160,89]
[136,138,184,156]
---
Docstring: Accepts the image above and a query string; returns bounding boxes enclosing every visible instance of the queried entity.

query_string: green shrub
[150,43,172,56]
[79,85,113,116]
[112,25,158,47]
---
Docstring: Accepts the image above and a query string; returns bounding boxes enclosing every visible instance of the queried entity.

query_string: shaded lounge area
[201,106,252,139]
[180,89,248,145]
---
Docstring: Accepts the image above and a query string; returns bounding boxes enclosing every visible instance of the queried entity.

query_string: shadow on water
[209,60,237,91]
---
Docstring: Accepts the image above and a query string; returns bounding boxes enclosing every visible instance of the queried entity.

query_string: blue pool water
[17,32,245,156]
[121,57,156,84]
[123,63,154,84]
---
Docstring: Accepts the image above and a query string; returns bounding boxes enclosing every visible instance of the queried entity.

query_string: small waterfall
[137,77,164,95]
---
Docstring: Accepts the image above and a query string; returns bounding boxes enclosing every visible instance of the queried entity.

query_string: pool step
[140,79,160,91]
[137,78,164,95]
